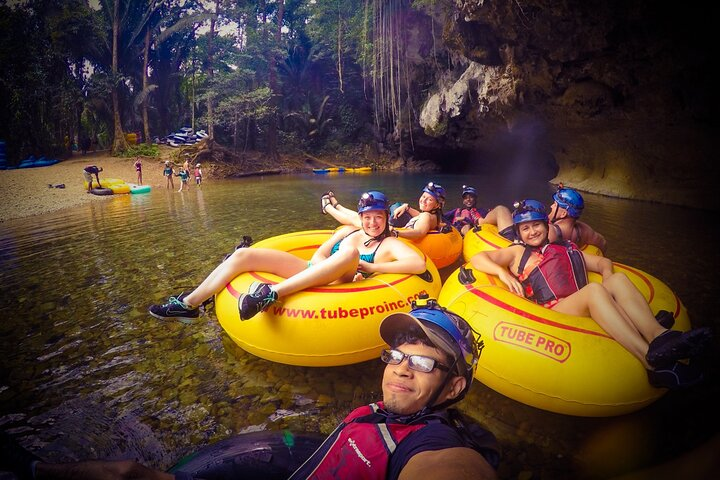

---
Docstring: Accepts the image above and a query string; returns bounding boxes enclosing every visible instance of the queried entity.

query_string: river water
[0,172,718,479]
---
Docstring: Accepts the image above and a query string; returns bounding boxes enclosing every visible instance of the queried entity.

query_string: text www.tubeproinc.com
[270,291,428,320]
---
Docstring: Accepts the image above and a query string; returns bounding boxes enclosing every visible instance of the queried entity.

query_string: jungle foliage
[0,0,431,164]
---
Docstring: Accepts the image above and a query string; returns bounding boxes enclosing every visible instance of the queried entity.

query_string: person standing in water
[134,157,143,185]
[163,161,174,190]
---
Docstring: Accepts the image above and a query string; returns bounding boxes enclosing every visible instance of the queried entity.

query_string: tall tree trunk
[191,50,196,131]
[265,0,284,160]
[142,26,151,144]
[337,9,343,93]
[233,111,238,152]
[111,0,128,155]
[206,1,219,141]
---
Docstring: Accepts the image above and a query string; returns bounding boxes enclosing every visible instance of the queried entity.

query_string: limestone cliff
[403,0,716,209]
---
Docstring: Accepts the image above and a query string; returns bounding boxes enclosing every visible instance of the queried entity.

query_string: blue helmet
[512,199,548,225]
[357,190,389,214]
[462,185,478,197]
[553,186,584,218]
[380,297,483,403]
[422,182,446,203]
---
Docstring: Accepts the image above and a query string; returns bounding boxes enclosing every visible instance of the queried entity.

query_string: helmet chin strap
[362,214,391,247]
[416,356,462,416]
[550,206,559,223]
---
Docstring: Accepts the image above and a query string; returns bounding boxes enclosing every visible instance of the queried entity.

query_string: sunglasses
[381,349,449,373]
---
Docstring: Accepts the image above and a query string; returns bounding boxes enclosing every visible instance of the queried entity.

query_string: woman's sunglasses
[381,349,449,373]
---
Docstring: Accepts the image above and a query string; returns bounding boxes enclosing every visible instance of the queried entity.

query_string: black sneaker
[148,293,199,320]
[646,328,712,368]
[647,361,704,389]
[655,310,675,329]
[238,283,277,320]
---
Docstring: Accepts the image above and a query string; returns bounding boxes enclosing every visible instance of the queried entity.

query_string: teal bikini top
[330,229,385,264]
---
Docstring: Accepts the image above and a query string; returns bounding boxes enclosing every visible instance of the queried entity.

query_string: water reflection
[0,173,718,478]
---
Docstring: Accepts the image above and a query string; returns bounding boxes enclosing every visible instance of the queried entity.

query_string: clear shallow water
[0,172,718,478]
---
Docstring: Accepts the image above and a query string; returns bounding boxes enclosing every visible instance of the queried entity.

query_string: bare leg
[552,282,654,367]
[182,248,307,307]
[273,247,360,296]
[480,205,513,231]
[601,273,666,342]
[324,203,361,226]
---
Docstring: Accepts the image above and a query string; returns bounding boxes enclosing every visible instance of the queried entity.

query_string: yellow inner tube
[398,226,463,269]
[215,230,442,367]
[439,262,690,417]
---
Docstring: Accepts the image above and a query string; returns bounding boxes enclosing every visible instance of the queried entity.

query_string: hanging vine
[337,4,344,93]
[371,0,414,155]
[362,0,370,99]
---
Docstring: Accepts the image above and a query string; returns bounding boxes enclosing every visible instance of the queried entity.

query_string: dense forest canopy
[0,0,430,164]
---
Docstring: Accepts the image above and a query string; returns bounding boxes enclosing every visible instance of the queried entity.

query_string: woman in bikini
[322,182,446,240]
[149,190,427,321]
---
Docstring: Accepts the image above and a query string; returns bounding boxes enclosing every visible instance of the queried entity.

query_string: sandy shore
[0,151,184,223]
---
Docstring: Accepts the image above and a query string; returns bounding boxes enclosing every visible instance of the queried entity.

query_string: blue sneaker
[238,283,277,320]
[148,293,199,320]
[647,361,704,389]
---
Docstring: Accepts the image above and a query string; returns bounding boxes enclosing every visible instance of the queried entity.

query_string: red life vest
[517,241,588,306]
[450,207,483,225]
[289,402,426,479]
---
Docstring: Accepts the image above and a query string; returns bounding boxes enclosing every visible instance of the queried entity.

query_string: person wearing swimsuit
[149,190,427,321]
[163,161,175,189]
[329,228,385,279]
[322,182,446,241]
[480,185,607,255]
[470,199,711,389]
[134,157,143,185]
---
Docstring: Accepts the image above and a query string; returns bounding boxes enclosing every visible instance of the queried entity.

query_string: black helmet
[462,185,478,197]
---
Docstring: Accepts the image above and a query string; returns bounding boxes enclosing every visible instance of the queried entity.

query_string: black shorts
[499,225,519,242]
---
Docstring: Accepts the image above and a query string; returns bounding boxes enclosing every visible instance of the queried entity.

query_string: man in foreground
[28,298,500,479]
